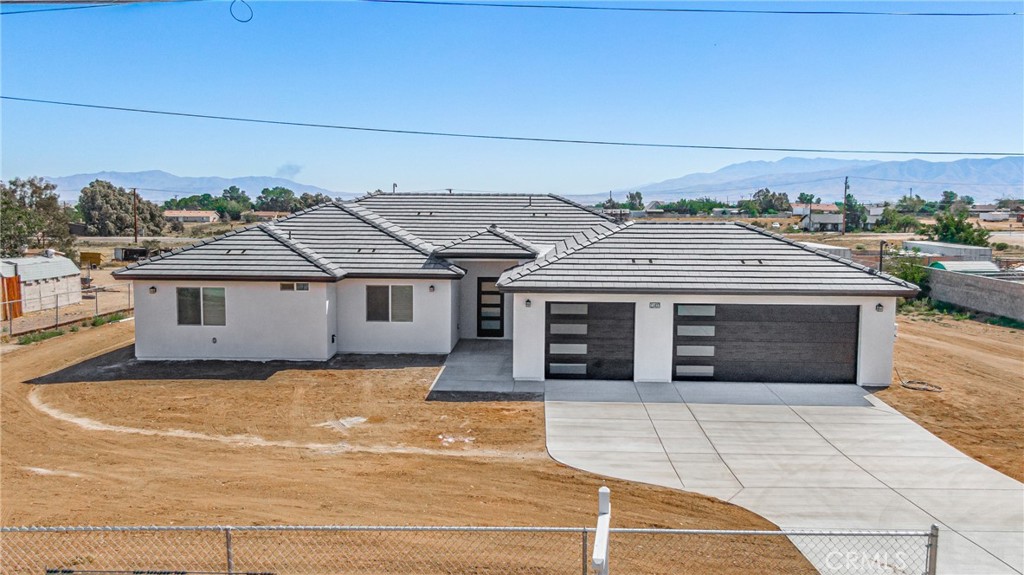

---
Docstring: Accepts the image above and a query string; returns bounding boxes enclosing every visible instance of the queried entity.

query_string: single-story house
[792,203,840,216]
[1,252,82,317]
[969,204,998,217]
[114,193,917,387]
[799,213,844,232]
[164,210,221,223]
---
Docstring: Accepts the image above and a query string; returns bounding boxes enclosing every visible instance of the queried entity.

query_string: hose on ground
[895,367,942,392]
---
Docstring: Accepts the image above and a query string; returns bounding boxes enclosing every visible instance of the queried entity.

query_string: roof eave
[497,285,921,298]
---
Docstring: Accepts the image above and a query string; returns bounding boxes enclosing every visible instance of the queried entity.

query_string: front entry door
[477,277,504,337]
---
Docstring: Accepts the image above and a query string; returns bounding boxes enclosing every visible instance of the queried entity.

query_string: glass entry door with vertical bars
[477,277,504,337]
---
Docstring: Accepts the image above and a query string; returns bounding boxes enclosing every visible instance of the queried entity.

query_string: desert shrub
[993,242,1009,251]
[18,329,64,345]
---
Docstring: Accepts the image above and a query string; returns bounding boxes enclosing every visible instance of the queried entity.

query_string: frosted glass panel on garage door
[550,303,588,315]
[677,305,716,316]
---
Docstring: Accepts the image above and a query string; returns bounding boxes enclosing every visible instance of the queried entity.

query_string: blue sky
[2,0,1022,197]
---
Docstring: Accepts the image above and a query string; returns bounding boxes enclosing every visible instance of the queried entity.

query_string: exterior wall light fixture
[875,303,884,312]
[429,285,435,292]
[149,286,157,294]
[525,299,532,308]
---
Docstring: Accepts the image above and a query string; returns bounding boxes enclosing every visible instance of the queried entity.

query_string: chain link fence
[1,284,133,339]
[0,525,936,575]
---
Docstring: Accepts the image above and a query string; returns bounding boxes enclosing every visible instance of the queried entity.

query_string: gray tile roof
[497,221,920,296]
[114,224,343,281]
[436,225,541,259]
[114,203,464,281]
[353,192,617,247]
[273,203,463,278]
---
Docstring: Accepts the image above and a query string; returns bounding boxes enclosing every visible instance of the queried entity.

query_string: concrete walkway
[545,381,1023,574]
[428,339,543,401]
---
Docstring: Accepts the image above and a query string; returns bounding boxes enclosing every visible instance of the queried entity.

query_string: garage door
[673,304,858,383]
[546,302,635,380]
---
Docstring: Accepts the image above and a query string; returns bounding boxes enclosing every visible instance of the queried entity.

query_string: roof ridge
[260,223,345,278]
[497,221,632,287]
[547,193,618,222]
[486,224,542,255]
[437,227,489,249]
[339,203,440,255]
[731,222,919,291]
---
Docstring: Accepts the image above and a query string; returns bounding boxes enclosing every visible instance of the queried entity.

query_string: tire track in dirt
[27,387,544,461]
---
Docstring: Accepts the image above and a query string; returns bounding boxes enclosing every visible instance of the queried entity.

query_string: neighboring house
[1,252,82,317]
[114,193,917,387]
[792,203,840,216]
[164,210,221,223]
[799,213,844,231]
[969,204,998,216]
[866,205,886,217]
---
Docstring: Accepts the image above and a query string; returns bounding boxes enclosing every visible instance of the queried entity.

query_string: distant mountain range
[587,156,1023,205]
[41,157,1023,206]
[44,171,345,204]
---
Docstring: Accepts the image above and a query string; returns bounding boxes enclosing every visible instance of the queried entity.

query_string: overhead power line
[0,3,117,15]
[4,95,1022,157]
[359,0,1022,17]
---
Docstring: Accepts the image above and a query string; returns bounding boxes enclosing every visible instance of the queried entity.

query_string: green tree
[960,195,976,206]
[938,190,958,212]
[297,192,334,210]
[841,193,869,231]
[661,196,727,215]
[996,197,1021,211]
[796,192,821,205]
[624,191,644,210]
[747,188,791,214]
[925,210,990,246]
[0,177,76,257]
[896,193,926,214]
[78,180,164,237]
[875,207,920,233]
[255,186,298,212]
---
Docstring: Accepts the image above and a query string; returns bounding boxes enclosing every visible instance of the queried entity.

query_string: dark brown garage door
[673,304,858,383]
[546,302,635,380]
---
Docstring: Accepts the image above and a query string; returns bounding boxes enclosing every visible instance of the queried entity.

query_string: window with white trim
[366,285,413,322]
[176,287,226,326]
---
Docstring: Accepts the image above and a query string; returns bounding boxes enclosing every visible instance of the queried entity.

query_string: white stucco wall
[511,292,898,387]
[133,280,334,361]
[450,259,522,340]
[335,278,457,354]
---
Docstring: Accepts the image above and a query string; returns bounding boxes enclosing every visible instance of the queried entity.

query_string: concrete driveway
[545,381,1023,574]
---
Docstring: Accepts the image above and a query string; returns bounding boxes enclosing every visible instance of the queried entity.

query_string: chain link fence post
[54,293,60,329]
[581,528,588,575]
[925,524,940,575]
[224,527,235,575]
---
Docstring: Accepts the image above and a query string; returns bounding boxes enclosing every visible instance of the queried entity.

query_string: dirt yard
[880,315,1024,482]
[1,321,781,533]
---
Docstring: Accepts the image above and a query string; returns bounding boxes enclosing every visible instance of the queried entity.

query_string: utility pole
[132,188,139,244]
[841,177,849,235]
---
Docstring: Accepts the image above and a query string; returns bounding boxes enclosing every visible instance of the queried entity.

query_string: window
[176,287,226,326]
[366,285,413,322]
[281,282,309,291]
[296,283,309,291]
[280,283,295,291]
